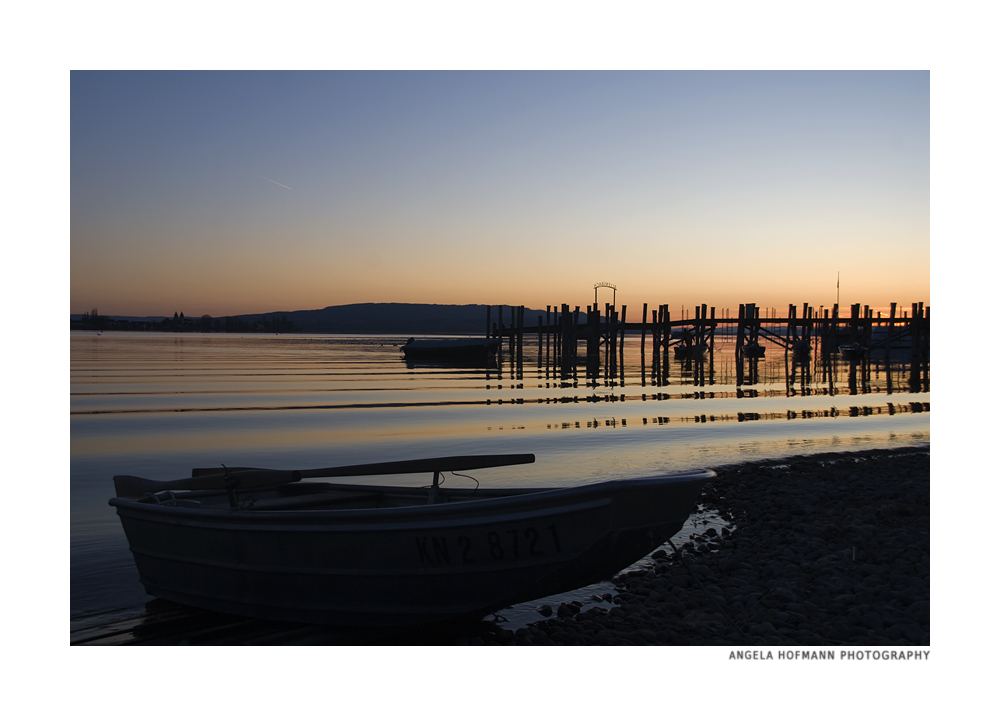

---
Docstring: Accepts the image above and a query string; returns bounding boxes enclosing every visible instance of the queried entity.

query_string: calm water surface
[70,332,929,638]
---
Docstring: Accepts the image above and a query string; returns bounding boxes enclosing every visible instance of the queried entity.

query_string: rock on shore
[478,447,930,646]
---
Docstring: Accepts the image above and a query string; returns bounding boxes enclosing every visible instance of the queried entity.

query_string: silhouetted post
[486,305,491,339]
[709,306,716,384]
[655,304,662,352]
[651,305,660,355]
[614,305,624,374]
[641,303,648,357]
[736,304,745,385]
[508,305,515,356]
[923,305,930,388]
[537,316,543,368]
[553,310,560,365]
[661,305,671,384]
[546,306,552,366]
[787,303,796,350]
[830,304,840,353]
[573,306,580,364]
[603,303,610,369]
[886,301,896,360]
[562,305,570,366]
[586,306,599,377]
[608,309,618,378]
[864,304,873,349]
[518,305,525,362]
[737,303,746,361]
[650,306,659,385]
[746,302,758,356]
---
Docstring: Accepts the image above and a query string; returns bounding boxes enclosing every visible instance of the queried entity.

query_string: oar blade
[189,454,536,481]
[120,454,539,498]
[298,453,536,479]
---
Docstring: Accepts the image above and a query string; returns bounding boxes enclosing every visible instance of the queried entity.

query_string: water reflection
[71,332,929,638]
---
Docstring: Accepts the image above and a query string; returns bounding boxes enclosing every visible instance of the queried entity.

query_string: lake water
[70,331,929,640]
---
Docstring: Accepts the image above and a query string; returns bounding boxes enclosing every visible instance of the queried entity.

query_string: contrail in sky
[254,173,292,190]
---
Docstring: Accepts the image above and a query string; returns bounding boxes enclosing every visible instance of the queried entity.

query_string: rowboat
[400,337,500,362]
[109,454,713,627]
[673,344,708,359]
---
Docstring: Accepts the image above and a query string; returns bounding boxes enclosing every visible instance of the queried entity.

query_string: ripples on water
[70,332,929,639]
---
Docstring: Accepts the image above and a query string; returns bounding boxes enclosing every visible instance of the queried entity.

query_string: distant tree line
[71,309,297,333]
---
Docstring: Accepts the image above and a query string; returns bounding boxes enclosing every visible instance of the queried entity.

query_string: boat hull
[839,343,868,360]
[110,472,712,626]
[673,345,708,359]
[401,338,500,363]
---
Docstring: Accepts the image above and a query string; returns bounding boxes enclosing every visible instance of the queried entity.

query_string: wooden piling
[641,303,648,355]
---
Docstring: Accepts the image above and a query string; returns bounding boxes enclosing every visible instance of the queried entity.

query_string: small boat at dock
[400,337,500,362]
[109,454,714,627]
[673,343,709,359]
[839,342,868,360]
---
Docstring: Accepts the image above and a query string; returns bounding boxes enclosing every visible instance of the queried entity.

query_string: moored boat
[109,454,713,627]
[673,343,709,359]
[839,342,868,360]
[401,337,500,363]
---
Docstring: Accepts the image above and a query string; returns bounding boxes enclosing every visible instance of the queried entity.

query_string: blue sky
[71,70,929,317]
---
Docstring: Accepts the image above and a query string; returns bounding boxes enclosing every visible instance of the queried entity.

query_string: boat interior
[127,480,535,512]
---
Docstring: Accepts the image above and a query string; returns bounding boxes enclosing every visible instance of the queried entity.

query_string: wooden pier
[487,301,929,373]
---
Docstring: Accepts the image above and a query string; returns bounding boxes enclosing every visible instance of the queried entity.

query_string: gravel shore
[475,446,930,646]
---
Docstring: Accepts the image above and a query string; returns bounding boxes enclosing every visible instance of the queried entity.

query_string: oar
[194,453,535,479]
[114,454,535,498]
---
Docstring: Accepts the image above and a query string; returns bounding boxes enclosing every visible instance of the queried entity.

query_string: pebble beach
[477,446,930,646]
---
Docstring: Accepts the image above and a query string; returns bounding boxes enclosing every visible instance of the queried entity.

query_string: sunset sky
[71,71,929,318]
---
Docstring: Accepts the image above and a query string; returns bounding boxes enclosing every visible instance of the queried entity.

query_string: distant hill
[232,303,551,335]
[71,315,168,323]
[70,303,568,334]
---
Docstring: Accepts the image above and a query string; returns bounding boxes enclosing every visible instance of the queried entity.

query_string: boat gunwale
[109,470,715,526]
